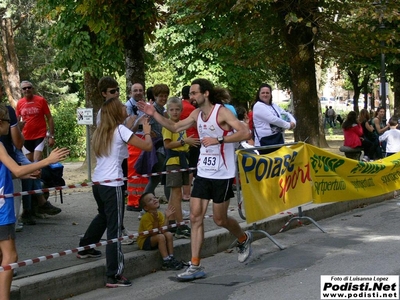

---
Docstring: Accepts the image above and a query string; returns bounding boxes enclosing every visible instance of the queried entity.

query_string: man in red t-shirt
[16,81,61,223]
[180,86,200,201]
[16,81,55,162]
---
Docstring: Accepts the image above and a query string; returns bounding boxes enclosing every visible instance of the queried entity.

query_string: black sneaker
[20,211,36,225]
[126,205,141,212]
[76,248,102,259]
[37,201,62,215]
[170,257,184,270]
[161,259,174,270]
[168,221,178,233]
[106,275,132,288]
[175,225,191,239]
[161,258,184,271]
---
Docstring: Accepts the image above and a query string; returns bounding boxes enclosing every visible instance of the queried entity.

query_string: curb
[10,191,396,300]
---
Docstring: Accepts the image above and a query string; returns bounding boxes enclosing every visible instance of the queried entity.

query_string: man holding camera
[126,83,145,120]
[125,83,149,211]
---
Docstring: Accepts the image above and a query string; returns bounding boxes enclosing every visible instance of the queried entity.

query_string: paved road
[69,197,400,300]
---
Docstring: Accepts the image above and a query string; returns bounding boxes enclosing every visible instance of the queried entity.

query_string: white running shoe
[121,228,135,245]
[237,231,253,263]
[176,263,206,281]
[182,209,190,220]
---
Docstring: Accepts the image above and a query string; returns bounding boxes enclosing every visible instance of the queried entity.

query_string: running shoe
[106,275,132,288]
[237,231,253,263]
[76,249,102,259]
[20,211,36,225]
[176,263,206,281]
[37,201,62,215]
[121,228,135,245]
[161,257,184,270]
[175,225,191,239]
[15,223,24,232]
[182,209,190,220]
[126,205,141,212]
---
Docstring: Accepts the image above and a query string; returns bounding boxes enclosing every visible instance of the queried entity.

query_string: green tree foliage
[10,0,400,151]
[153,0,400,146]
[38,0,164,89]
[317,0,400,113]
[50,99,86,158]
[154,0,282,104]
[36,1,124,78]
[0,0,85,106]
[158,0,327,144]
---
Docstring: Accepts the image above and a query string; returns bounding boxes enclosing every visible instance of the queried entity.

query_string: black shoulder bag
[254,104,284,146]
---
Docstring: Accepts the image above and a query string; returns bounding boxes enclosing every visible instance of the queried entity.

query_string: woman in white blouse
[253,83,296,147]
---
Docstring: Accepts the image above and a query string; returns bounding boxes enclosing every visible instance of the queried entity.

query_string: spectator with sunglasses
[96,76,122,125]
[16,81,62,224]
[16,81,55,162]
[96,76,137,245]
[125,83,149,212]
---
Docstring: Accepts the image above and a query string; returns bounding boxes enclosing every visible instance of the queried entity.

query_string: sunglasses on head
[108,88,120,94]
[0,118,10,123]
[22,86,32,90]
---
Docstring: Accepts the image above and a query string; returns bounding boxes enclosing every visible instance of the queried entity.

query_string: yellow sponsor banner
[238,143,400,224]
[237,143,313,223]
[308,144,400,203]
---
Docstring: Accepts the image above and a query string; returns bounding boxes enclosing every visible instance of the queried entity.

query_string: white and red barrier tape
[0,209,237,272]
[0,167,197,199]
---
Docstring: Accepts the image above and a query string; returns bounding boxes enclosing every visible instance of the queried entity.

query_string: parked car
[320,97,329,106]
[346,99,364,108]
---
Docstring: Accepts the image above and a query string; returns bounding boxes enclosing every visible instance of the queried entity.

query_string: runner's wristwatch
[217,136,224,144]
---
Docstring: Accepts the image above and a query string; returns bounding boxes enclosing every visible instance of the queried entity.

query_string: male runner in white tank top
[138,78,252,281]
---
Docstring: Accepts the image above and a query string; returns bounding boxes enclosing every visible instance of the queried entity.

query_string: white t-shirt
[92,125,133,186]
[97,108,129,159]
[379,129,400,154]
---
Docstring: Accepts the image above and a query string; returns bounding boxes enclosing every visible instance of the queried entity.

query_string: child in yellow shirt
[162,97,200,239]
[137,192,183,270]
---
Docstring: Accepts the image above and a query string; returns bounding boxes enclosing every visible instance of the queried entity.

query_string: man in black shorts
[16,81,61,223]
[138,78,253,281]
[16,81,55,162]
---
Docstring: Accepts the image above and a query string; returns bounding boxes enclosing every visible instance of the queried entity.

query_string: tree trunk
[348,69,362,114]
[82,71,100,170]
[393,65,400,117]
[273,2,328,147]
[362,76,370,110]
[124,29,146,92]
[0,16,21,107]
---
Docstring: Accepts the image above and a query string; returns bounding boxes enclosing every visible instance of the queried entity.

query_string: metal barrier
[233,142,326,250]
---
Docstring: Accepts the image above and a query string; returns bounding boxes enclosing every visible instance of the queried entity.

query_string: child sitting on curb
[137,192,184,270]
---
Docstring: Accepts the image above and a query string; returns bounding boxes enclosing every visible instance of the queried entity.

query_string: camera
[132,105,138,115]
